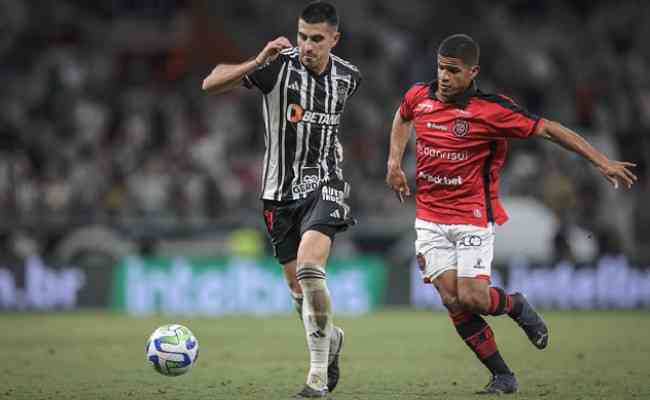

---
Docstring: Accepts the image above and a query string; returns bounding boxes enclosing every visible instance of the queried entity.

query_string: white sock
[297,264,332,389]
[291,290,341,363]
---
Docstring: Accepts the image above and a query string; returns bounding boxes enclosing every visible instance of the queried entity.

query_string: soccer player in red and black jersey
[386,34,637,394]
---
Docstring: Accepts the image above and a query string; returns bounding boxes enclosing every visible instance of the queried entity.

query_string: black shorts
[262,179,356,265]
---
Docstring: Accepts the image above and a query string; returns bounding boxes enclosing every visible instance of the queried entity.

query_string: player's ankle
[507,292,524,318]
[488,287,515,316]
[306,369,328,390]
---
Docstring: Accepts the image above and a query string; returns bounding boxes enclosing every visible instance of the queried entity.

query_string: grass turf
[2,310,649,399]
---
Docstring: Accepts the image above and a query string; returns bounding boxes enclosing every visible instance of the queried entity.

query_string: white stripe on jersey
[261,63,287,199]
[332,54,360,73]
[276,60,292,200]
[260,95,270,192]
[302,73,316,197]
[320,75,331,181]
[289,64,309,198]
[331,63,348,181]
[280,48,299,56]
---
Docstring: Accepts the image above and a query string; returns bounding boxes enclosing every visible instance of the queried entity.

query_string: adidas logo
[329,210,341,219]
[288,81,301,91]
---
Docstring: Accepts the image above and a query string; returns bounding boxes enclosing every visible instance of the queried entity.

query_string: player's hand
[597,159,637,189]
[386,165,411,203]
[255,37,293,66]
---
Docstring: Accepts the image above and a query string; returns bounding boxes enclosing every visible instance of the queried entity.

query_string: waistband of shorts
[415,217,493,229]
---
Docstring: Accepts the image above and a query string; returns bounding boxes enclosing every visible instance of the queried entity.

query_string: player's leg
[281,260,304,316]
[295,229,334,397]
[282,256,344,382]
[433,272,517,394]
[262,201,305,315]
[415,220,513,392]
[295,180,354,397]
[457,278,548,349]
[455,224,548,350]
[264,198,344,398]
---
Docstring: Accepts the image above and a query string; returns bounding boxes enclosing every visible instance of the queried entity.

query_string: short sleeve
[399,85,420,121]
[243,53,287,95]
[483,94,541,138]
[348,72,362,98]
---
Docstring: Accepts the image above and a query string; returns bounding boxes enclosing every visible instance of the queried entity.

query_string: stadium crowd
[0,0,648,262]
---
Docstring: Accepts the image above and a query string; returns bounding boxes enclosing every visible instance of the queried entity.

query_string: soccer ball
[146,324,199,376]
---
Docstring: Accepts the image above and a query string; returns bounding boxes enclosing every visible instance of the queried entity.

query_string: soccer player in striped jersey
[386,33,637,394]
[202,1,361,397]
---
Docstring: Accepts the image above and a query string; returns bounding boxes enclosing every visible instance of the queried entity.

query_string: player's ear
[470,64,480,80]
[331,31,341,48]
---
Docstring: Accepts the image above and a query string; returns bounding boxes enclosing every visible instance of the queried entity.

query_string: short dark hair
[438,34,480,66]
[300,1,338,28]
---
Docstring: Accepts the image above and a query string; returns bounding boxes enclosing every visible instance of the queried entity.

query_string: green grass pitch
[2,310,649,399]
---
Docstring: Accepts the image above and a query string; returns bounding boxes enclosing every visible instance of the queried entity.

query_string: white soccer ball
[146,324,199,376]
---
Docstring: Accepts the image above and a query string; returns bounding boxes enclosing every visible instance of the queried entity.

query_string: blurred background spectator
[0,0,648,265]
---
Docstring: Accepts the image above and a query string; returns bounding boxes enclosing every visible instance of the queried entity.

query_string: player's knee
[297,230,332,265]
[296,250,327,269]
[440,294,462,312]
[458,289,489,313]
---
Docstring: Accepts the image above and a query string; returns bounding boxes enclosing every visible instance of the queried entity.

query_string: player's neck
[435,82,472,104]
[435,90,453,103]
[305,55,331,76]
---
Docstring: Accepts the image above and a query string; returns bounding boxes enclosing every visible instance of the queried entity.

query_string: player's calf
[448,309,513,378]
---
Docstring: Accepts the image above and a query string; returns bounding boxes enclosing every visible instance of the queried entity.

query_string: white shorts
[414,218,495,283]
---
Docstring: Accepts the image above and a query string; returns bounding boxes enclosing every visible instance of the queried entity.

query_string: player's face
[436,55,479,100]
[297,19,340,73]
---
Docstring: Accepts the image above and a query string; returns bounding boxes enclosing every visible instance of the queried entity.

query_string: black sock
[482,352,512,376]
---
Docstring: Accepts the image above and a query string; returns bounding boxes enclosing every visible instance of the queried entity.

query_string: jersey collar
[428,80,479,109]
[303,56,333,79]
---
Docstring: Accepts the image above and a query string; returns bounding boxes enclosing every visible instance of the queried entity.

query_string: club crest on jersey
[287,104,304,123]
[452,118,470,137]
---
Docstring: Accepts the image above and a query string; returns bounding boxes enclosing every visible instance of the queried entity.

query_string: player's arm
[386,108,414,202]
[201,36,292,95]
[535,119,637,189]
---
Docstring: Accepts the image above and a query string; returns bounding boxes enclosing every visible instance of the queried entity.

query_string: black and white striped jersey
[243,47,361,201]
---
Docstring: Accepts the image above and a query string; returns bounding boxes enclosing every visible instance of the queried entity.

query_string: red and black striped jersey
[400,80,543,227]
